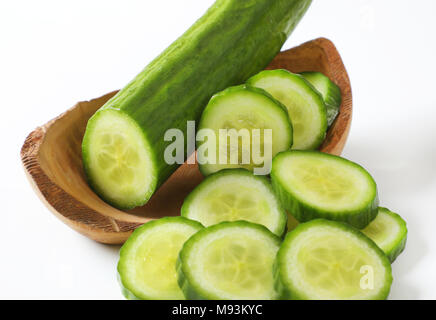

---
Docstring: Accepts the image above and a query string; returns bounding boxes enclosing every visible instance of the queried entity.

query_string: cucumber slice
[301,71,342,127]
[117,217,203,300]
[247,69,327,150]
[362,207,408,262]
[181,169,287,236]
[197,85,293,176]
[271,151,378,229]
[275,219,393,300]
[177,221,281,300]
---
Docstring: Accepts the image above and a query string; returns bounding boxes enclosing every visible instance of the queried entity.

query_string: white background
[1,0,435,299]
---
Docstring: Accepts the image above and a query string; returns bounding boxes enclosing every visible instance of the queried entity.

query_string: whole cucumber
[82,0,312,209]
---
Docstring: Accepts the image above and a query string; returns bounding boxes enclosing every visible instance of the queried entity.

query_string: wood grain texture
[21,38,352,244]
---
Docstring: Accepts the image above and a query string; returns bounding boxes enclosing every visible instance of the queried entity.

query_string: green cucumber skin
[301,71,342,127]
[181,168,288,237]
[372,207,408,263]
[274,219,393,300]
[384,209,407,263]
[271,151,379,229]
[176,257,206,300]
[83,0,312,207]
[197,84,293,176]
[117,217,203,300]
[177,221,281,300]
[387,233,407,263]
[247,69,328,150]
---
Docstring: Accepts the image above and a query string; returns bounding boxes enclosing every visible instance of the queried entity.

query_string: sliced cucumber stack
[197,85,293,176]
[301,71,342,127]
[247,69,327,150]
[117,217,203,300]
[271,151,378,229]
[275,219,393,300]
[181,169,287,236]
[362,207,408,262]
[177,221,281,300]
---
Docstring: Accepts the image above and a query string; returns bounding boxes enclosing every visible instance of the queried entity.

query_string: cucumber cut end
[117,217,203,300]
[276,219,392,300]
[181,169,287,236]
[178,221,281,300]
[82,109,157,209]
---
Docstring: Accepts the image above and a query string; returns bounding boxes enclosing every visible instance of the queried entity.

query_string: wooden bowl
[21,38,352,244]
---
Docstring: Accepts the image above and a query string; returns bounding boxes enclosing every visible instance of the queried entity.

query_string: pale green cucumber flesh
[301,71,342,127]
[275,219,393,300]
[177,221,281,300]
[82,0,312,209]
[247,69,327,150]
[197,85,293,176]
[82,110,157,209]
[117,217,203,300]
[181,169,287,236]
[362,207,408,262]
[271,151,378,229]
